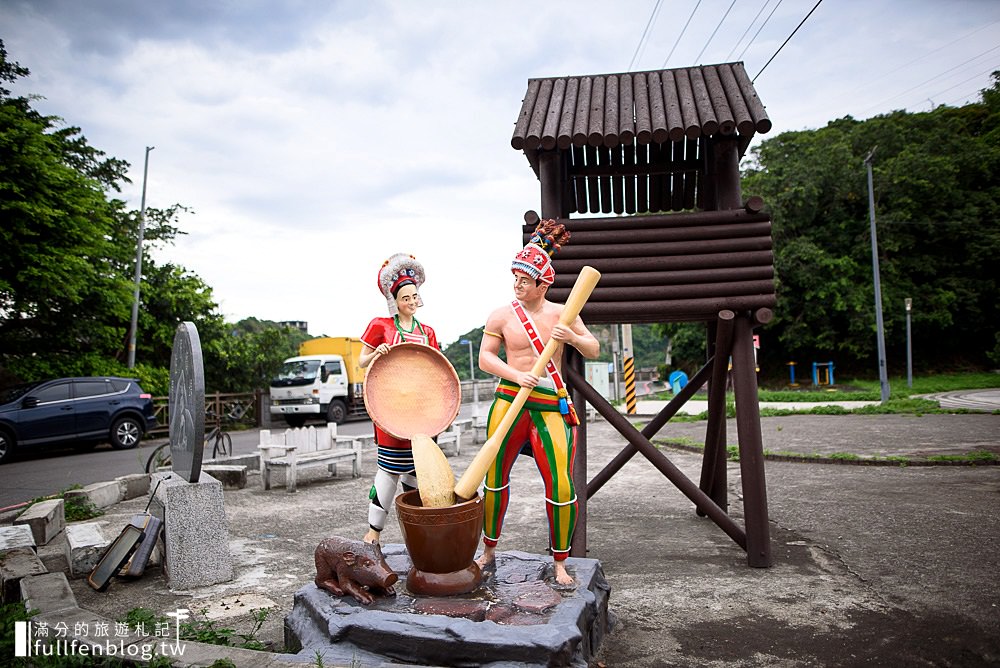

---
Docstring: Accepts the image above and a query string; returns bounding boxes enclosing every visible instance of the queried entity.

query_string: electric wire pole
[864,147,890,403]
[127,146,154,369]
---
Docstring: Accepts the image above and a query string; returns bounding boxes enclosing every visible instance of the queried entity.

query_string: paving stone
[201,465,248,490]
[64,522,110,578]
[20,571,77,614]
[0,546,47,603]
[116,474,150,501]
[0,524,36,552]
[64,481,123,510]
[15,499,65,546]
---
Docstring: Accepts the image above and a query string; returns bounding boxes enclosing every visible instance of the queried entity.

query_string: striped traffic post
[622,324,636,414]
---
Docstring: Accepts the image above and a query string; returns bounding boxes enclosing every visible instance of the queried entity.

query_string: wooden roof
[511,62,770,153]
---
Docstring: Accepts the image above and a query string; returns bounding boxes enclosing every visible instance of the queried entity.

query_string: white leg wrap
[368,469,400,532]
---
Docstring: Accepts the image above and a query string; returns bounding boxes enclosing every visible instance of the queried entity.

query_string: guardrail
[148,390,262,438]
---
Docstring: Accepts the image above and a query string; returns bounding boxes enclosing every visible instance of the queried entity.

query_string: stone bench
[259,426,362,492]
[437,419,473,456]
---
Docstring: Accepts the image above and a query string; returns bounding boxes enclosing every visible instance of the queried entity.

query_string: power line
[629,0,665,71]
[694,0,737,64]
[752,0,824,83]
[928,66,999,104]
[946,80,996,108]
[737,0,784,61]
[726,0,772,61]
[661,0,704,69]
[858,45,1000,115]
[848,19,1000,97]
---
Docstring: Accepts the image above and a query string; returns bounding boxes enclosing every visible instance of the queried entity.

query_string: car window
[32,382,71,403]
[325,361,343,376]
[74,380,110,398]
[110,379,130,392]
[0,383,36,404]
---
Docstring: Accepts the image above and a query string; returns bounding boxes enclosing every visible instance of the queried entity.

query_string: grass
[20,485,104,522]
[121,606,273,652]
[647,370,998,418]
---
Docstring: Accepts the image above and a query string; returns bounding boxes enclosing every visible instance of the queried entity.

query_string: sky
[2,0,999,347]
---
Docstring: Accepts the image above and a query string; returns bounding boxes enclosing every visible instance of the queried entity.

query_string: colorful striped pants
[482,380,577,561]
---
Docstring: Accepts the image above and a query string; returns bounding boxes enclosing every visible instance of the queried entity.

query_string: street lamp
[905,298,913,388]
[459,338,480,419]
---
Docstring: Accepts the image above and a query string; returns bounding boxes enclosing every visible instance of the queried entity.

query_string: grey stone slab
[0,546,47,603]
[201,464,248,490]
[151,472,233,590]
[64,481,122,509]
[15,499,65,546]
[285,546,610,668]
[20,571,77,614]
[0,524,36,551]
[116,474,150,501]
[64,522,109,578]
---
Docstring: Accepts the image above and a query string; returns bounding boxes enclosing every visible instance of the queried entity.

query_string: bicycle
[206,420,233,458]
[143,411,234,474]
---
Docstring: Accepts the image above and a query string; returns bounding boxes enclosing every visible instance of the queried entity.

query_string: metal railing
[148,390,262,438]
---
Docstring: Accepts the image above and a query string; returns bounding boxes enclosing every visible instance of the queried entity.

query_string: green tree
[0,41,229,390]
[0,43,133,372]
[743,74,1000,374]
[206,319,310,393]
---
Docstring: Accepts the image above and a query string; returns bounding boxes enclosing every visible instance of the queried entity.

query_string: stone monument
[149,321,233,589]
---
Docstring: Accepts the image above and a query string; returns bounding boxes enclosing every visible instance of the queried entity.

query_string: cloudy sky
[3,1,998,347]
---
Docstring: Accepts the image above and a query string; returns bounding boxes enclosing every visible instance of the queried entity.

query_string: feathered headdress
[511,219,570,285]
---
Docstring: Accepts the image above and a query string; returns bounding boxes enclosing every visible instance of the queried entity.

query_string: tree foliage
[743,73,1000,375]
[206,319,311,393]
[0,41,230,393]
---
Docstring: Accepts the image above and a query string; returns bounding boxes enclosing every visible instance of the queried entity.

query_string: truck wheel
[284,415,306,428]
[326,399,348,424]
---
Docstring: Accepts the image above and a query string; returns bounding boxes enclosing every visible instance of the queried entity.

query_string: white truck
[269,337,367,427]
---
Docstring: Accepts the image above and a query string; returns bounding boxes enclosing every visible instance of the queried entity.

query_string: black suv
[0,377,157,464]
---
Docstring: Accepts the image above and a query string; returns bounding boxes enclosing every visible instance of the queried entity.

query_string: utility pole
[127,146,154,369]
[905,298,913,388]
[864,147,890,403]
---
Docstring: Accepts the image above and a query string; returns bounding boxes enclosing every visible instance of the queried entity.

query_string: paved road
[0,401,491,510]
[921,388,1000,411]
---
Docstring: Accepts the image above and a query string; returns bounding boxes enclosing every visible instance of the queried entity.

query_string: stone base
[285,546,612,668]
[150,472,233,590]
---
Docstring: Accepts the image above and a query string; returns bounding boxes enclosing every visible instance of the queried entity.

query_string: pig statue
[314,536,399,605]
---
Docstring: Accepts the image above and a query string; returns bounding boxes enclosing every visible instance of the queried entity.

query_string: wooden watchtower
[510,63,775,567]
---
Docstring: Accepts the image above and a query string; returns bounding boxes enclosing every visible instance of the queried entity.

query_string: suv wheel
[0,430,14,464]
[110,416,143,450]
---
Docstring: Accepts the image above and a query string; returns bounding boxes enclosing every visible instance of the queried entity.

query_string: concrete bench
[472,415,488,444]
[259,426,362,492]
[437,419,473,456]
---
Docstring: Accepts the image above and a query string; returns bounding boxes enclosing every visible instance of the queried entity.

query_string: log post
[699,310,735,514]
[731,314,772,567]
[539,150,562,219]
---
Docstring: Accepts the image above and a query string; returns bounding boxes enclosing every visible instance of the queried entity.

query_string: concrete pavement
[4,409,990,666]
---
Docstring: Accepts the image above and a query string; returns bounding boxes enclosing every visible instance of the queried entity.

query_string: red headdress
[511,219,570,285]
